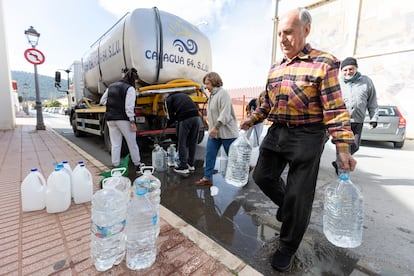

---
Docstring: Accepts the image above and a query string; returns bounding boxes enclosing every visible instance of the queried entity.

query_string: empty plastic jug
[46,166,71,213]
[72,163,93,204]
[21,168,47,212]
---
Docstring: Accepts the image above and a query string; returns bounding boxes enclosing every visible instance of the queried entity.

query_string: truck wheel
[71,113,85,137]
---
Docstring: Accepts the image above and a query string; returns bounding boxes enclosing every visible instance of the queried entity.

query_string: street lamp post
[24,26,45,130]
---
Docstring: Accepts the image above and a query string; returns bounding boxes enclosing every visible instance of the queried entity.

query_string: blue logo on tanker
[144,38,209,72]
[173,39,198,55]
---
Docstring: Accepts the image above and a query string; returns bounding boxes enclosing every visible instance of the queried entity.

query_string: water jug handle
[111,167,126,176]
[38,173,47,186]
[141,165,154,174]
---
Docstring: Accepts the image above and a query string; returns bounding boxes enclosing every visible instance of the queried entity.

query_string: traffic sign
[24,48,45,65]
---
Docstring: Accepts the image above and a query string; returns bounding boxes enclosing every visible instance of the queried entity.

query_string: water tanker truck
[55,7,212,151]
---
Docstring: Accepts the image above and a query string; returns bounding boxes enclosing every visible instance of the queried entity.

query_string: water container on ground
[102,167,131,204]
[323,171,363,248]
[125,183,158,270]
[225,130,252,187]
[46,166,71,213]
[167,144,178,167]
[72,163,93,204]
[133,166,161,236]
[151,144,167,172]
[62,160,73,196]
[91,184,127,271]
[21,168,47,212]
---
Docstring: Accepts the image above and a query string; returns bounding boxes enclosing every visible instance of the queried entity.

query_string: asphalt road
[43,111,414,275]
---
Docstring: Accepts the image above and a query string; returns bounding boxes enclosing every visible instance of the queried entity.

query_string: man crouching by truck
[99,68,142,173]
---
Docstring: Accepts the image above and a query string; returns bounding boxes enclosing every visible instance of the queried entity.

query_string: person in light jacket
[195,72,239,186]
[339,57,379,155]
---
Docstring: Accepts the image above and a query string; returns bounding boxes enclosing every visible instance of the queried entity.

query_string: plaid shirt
[251,44,354,153]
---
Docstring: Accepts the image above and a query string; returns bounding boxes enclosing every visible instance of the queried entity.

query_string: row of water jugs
[21,160,93,213]
[91,166,161,271]
[151,143,179,172]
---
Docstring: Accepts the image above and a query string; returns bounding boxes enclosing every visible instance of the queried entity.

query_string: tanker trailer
[58,7,212,151]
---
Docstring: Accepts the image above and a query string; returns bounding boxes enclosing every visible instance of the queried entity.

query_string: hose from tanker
[153,7,163,83]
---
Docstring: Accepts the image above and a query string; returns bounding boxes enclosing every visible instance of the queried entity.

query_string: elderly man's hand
[240,119,253,130]
[338,152,357,172]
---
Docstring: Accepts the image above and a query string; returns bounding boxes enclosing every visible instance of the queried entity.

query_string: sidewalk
[0,115,261,275]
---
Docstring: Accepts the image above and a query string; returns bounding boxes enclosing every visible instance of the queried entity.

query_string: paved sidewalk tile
[0,119,259,275]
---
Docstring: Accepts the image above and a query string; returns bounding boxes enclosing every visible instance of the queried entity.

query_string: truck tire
[71,113,86,137]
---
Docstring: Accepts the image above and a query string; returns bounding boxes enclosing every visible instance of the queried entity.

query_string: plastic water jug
[102,167,131,204]
[62,160,73,196]
[323,171,363,248]
[225,130,252,187]
[215,146,228,176]
[134,166,161,236]
[126,183,158,270]
[72,163,93,204]
[72,160,84,195]
[46,167,71,213]
[21,168,47,212]
[167,144,178,167]
[91,182,127,271]
[152,144,167,172]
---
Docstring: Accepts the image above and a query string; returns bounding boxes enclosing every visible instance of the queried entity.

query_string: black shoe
[135,163,144,175]
[331,161,338,175]
[271,250,293,272]
[174,166,189,174]
[276,207,283,222]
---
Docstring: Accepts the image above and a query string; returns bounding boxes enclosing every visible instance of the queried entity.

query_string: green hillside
[11,71,68,101]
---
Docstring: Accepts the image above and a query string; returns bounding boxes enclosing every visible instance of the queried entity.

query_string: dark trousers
[350,123,363,155]
[177,116,199,167]
[253,123,327,255]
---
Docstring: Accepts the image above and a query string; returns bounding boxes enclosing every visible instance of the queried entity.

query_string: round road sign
[24,48,45,65]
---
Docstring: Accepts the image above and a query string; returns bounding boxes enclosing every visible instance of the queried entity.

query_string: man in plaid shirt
[240,7,356,272]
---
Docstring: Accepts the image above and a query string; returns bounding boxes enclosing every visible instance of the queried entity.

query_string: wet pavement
[129,144,367,276]
[47,112,414,275]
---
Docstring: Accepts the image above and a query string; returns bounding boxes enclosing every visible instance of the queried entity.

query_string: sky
[2,0,312,89]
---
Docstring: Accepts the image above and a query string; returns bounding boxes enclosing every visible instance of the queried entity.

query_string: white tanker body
[82,7,212,99]
[61,7,211,150]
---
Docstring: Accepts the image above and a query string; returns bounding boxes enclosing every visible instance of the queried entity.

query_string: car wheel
[394,141,404,148]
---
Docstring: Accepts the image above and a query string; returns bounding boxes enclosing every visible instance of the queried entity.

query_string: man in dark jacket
[166,92,200,174]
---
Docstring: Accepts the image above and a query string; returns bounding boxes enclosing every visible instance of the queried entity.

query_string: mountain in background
[11,71,68,101]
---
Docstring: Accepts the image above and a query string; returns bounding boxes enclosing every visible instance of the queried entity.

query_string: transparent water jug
[91,183,127,271]
[152,144,167,172]
[102,167,132,204]
[134,166,161,236]
[323,171,363,248]
[225,130,252,187]
[126,183,157,270]
[21,168,47,212]
[215,146,228,176]
[167,144,178,167]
